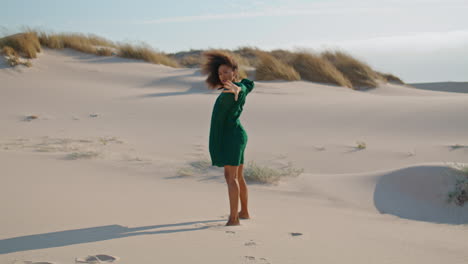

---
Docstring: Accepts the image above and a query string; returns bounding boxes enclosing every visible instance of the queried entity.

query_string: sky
[2,0,468,83]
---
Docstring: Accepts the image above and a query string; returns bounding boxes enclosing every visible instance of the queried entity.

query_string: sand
[1,48,467,264]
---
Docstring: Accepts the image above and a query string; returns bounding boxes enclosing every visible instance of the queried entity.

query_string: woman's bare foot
[239,211,250,219]
[226,216,240,226]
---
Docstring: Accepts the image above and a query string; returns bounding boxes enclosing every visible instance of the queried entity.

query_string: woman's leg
[224,165,240,226]
[237,164,250,219]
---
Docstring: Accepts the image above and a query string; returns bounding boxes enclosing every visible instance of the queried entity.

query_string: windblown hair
[201,50,240,89]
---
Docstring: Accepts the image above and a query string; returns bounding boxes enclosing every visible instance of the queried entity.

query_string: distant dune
[408,82,468,93]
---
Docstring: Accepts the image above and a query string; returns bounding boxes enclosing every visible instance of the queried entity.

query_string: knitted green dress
[209,78,255,167]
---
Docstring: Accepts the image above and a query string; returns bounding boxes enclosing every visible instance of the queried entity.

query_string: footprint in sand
[290,232,303,237]
[242,256,271,264]
[244,239,257,246]
[75,254,120,263]
[194,222,226,229]
[12,262,57,264]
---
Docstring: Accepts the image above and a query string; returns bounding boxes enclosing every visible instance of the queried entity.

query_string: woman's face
[218,64,237,85]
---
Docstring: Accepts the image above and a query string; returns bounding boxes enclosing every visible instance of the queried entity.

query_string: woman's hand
[221,80,241,101]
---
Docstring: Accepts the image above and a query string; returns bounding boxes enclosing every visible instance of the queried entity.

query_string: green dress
[209,78,255,167]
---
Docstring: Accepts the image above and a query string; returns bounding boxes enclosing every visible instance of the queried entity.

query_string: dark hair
[201,50,240,89]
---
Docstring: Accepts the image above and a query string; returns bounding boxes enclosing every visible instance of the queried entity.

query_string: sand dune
[1,48,468,264]
[408,82,468,94]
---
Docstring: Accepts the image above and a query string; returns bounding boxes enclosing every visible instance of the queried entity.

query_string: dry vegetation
[118,43,179,67]
[321,50,380,88]
[255,51,300,81]
[1,30,404,89]
[0,30,179,68]
[290,51,353,88]
[447,163,468,206]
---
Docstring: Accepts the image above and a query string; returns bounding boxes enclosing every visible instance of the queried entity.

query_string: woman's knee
[224,165,238,183]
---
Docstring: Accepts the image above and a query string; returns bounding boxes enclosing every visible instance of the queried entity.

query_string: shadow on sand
[0,219,224,254]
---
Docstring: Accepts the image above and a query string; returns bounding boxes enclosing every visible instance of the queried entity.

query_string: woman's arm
[221,80,243,101]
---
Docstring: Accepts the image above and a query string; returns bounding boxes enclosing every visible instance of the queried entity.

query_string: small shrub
[2,48,31,67]
[244,160,304,184]
[66,151,100,160]
[5,54,20,66]
[189,159,212,171]
[176,157,212,177]
[176,167,196,177]
[449,144,467,150]
[447,163,468,206]
[356,141,366,149]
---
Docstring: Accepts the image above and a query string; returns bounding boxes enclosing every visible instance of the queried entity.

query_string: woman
[201,50,255,226]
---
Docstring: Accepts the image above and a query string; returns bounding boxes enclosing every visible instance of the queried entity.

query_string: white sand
[1,48,468,264]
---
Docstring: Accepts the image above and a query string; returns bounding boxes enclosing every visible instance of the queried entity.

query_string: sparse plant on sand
[176,157,212,177]
[2,46,32,67]
[447,163,468,206]
[356,141,366,150]
[449,144,467,150]
[66,151,101,160]
[244,160,304,185]
[176,167,197,177]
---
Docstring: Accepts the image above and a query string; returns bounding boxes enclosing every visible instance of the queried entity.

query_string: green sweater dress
[209,78,255,167]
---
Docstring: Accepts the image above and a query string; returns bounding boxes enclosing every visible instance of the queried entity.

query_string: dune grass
[0,31,41,58]
[290,51,353,88]
[255,51,300,81]
[233,46,262,67]
[321,50,380,89]
[179,54,202,67]
[1,30,404,88]
[0,30,180,67]
[37,31,117,54]
[375,71,405,84]
[118,43,179,67]
[175,157,304,185]
[269,49,297,65]
[1,45,32,67]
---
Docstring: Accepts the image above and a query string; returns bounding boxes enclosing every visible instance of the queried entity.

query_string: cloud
[133,0,468,25]
[132,6,399,25]
[291,30,468,53]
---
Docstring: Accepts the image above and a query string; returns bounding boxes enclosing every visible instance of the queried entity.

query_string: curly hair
[201,50,240,89]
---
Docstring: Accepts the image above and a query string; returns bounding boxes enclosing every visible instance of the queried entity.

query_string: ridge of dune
[275,163,468,224]
[408,81,468,94]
